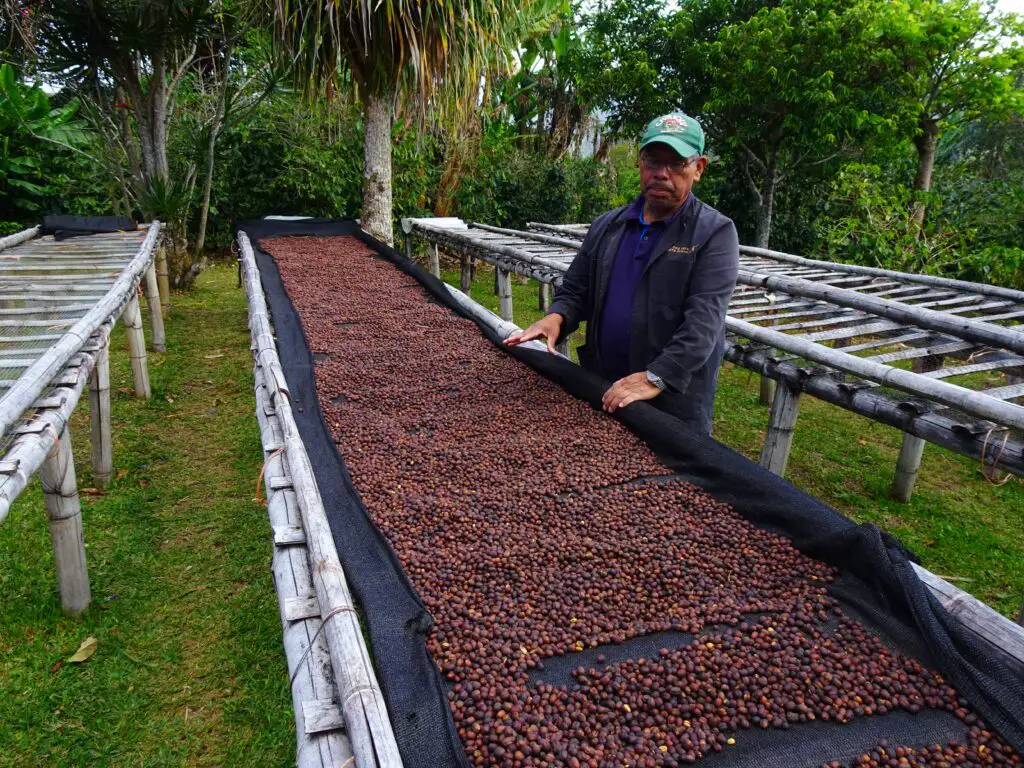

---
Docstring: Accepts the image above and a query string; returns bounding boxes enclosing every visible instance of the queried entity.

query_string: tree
[272,0,560,245]
[7,0,218,281]
[872,0,1024,230]
[688,0,902,248]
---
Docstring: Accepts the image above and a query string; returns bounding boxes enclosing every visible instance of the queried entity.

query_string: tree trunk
[192,42,233,263]
[911,116,939,232]
[361,91,394,245]
[755,172,776,249]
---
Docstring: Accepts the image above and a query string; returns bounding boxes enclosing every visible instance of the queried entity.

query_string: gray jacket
[548,195,740,433]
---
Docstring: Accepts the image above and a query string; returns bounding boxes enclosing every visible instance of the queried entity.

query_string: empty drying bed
[246,222,1023,768]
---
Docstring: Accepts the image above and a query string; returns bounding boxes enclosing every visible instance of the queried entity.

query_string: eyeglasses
[639,154,699,173]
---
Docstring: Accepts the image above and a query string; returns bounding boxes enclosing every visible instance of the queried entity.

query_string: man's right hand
[504,313,564,354]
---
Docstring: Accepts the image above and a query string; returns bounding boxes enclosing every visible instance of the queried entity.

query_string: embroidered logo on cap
[655,115,688,132]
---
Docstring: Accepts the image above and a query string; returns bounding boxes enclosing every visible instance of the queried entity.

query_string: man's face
[639,142,707,210]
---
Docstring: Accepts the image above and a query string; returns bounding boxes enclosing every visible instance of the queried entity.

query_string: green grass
[0,264,293,766]
[441,259,1024,619]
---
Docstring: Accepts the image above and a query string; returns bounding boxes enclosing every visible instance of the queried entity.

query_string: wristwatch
[645,370,666,391]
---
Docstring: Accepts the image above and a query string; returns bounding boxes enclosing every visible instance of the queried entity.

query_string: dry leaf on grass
[67,637,97,664]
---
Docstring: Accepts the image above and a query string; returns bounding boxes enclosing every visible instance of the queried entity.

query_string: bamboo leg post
[497,267,513,322]
[123,292,151,398]
[156,246,171,319]
[760,309,778,405]
[460,255,472,292]
[759,382,802,476]
[540,282,551,311]
[403,232,412,261]
[556,331,572,358]
[891,432,926,503]
[40,425,90,615]
[912,354,945,374]
[143,263,166,352]
[429,244,440,278]
[88,341,113,488]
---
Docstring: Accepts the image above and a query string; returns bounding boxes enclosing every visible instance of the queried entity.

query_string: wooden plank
[302,699,345,735]
[284,595,322,622]
[273,524,307,546]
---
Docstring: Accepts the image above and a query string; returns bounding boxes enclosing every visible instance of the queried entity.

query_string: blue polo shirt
[598,194,690,382]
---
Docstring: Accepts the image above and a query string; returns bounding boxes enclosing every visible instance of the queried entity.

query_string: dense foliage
[1,0,1022,287]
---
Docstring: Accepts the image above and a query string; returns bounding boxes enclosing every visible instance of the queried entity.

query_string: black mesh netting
[236,218,1024,768]
[42,214,136,239]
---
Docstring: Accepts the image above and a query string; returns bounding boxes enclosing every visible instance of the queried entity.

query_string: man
[504,112,739,434]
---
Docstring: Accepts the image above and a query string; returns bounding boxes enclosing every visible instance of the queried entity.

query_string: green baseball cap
[640,112,705,158]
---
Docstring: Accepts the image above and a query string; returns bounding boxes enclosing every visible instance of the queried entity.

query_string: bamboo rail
[0,222,162,438]
[736,270,1024,355]
[238,230,403,768]
[0,226,41,253]
[254,365,355,767]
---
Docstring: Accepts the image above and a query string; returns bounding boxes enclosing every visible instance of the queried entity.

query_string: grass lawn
[0,264,293,765]
[441,259,1024,620]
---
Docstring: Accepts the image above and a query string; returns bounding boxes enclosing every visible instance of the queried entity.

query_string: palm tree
[272,0,561,245]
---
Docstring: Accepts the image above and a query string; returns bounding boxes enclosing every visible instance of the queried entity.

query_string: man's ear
[692,156,709,181]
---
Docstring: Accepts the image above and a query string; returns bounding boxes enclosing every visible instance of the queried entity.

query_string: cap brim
[640,136,701,158]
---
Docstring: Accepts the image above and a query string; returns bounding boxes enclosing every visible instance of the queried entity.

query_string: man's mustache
[644,183,673,193]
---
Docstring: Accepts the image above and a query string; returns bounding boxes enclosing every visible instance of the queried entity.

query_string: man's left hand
[602,372,662,413]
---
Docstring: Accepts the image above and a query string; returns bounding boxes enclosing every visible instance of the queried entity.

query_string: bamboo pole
[238,231,403,768]
[156,245,171,319]
[727,317,1024,430]
[143,262,166,352]
[892,433,926,503]
[525,220,1024,305]
[471,222,584,250]
[0,325,106,524]
[88,339,113,488]
[497,267,513,322]
[429,244,440,278]
[254,367,354,767]
[123,292,151,399]
[0,226,40,253]
[726,344,1024,476]
[0,223,160,437]
[40,424,90,615]
[740,245,1024,304]
[540,282,551,311]
[759,382,802,476]
[736,270,1024,354]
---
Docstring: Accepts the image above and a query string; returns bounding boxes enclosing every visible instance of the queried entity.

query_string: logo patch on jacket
[668,245,697,255]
